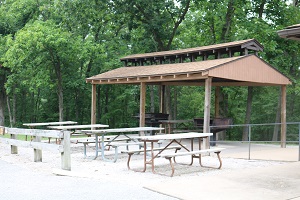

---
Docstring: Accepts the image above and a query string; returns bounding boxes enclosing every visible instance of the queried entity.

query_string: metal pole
[298,123,300,161]
[248,125,251,160]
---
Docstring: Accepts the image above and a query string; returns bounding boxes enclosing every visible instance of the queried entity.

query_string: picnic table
[48,124,109,132]
[48,124,109,145]
[159,119,193,134]
[127,132,224,176]
[23,121,78,142]
[23,121,78,127]
[81,127,164,162]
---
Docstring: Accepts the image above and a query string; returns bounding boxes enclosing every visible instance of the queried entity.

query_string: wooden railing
[0,127,71,170]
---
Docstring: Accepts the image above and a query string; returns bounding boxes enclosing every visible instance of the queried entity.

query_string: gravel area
[0,140,288,200]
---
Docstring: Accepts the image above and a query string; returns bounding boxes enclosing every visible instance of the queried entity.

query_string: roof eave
[86,71,208,85]
[277,27,300,41]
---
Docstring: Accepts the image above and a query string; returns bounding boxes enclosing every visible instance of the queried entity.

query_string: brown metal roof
[87,55,291,86]
[278,24,300,41]
[120,39,264,62]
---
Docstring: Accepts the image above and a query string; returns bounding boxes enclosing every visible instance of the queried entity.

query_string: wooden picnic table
[81,127,164,162]
[47,124,109,130]
[47,124,109,144]
[129,132,224,176]
[23,121,78,127]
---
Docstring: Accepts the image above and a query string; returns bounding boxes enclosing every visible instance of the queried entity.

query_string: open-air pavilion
[86,39,291,147]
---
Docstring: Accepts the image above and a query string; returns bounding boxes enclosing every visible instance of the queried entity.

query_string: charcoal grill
[134,113,169,127]
[194,117,233,146]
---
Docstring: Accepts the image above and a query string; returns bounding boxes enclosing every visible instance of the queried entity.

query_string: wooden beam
[10,134,17,154]
[4,128,63,138]
[61,131,71,170]
[228,49,232,57]
[163,81,278,87]
[281,85,287,148]
[91,84,97,125]
[0,138,63,153]
[139,82,146,128]
[160,85,165,113]
[89,79,284,87]
[89,74,208,85]
[204,77,212,134]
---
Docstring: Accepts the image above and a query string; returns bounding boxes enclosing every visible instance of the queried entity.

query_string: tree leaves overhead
[112,0,191,51]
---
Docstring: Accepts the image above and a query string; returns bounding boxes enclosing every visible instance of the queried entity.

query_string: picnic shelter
[86,39,291,147]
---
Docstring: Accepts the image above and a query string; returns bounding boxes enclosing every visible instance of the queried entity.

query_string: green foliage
[0,0,299,142]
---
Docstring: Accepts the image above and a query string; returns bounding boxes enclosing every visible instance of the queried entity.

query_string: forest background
[0,0,300,141]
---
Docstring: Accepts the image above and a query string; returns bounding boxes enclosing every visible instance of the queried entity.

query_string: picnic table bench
[130,132,225,176]
[121,145,183,170]
[159,147,224,177]
[72,135,141,157]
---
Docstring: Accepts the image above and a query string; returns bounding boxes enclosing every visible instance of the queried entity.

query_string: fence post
[10,133,18,154]
[61,131,71,171]
[33,136,42,162]
[298,123,300,161]
[248,125,251,160]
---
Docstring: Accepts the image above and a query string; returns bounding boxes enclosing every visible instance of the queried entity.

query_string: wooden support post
[61,131,71,170]
[10,134,18,154]
[159,85,166,134]
[140,82,146,128]
[34,136,42,162]
[159,85,165,113]
[228,50,232,57]
[281,85,287,148]
[91,84,97,125]
[204,77,212,133]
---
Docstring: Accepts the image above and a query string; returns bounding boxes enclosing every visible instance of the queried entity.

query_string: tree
[4,20,83,122]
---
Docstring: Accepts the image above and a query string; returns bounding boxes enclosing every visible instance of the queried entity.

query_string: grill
[134,113,169,127]
[194,117,233,146]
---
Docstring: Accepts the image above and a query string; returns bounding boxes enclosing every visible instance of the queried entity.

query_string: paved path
[0,160,177,200]
[145,162,300,200]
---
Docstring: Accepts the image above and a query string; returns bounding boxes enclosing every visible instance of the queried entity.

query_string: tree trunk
[6,96,12,127]
[12,93,16,125]
[50,48,64,122]
[242,87,253,141]
[57,83,64,122]
[220,0,235,42]
[104,86,109,125]
[258,0,266,19]
[97,86,101,124]
[0,92,5,126]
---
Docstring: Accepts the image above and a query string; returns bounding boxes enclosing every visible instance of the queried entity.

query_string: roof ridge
[120,39,263,61]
